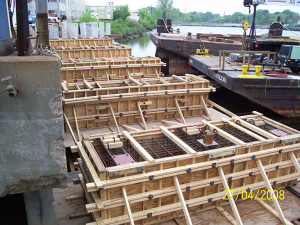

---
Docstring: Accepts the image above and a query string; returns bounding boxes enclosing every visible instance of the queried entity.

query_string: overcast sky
[86,0,300,15]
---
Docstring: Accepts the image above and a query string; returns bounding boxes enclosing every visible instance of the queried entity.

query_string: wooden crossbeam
[202,120,246,146]
[109,104,120,133]
[84,79,93,90]
[174,176,193,225]
[255,159,286,224]
[221,118,266,141]
[208,100,236,117]
[122,125,141,132]
[122,131,154,162]
[159,77,169,84]
[233,117,278,139]
[200,96,212,121]
[160,126,197,155]
[256,198,293,225]
[172,75,187,82]
[129,77,143,86]
[137,102,148,130]
[218,167,243,225]
[289,152,300,176]
[122,187,135,225]
[175,98,186,124]
[216,205,237,225]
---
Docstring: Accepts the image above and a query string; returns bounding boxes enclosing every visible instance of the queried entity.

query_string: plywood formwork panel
[56,46,132,60]
[62,75,212,101]
[50,37,113,48]
[72,112,300,225]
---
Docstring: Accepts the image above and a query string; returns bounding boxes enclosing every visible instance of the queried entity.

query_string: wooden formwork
[56,45,132,60]
[62,75,210,100]
[61,56,164,68]
[50,37,113,49]
[60,56,166,82]
[63,75,214,133]
[71,111,300,225]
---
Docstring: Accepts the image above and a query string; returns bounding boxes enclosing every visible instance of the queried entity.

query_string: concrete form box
[0,56,67,197]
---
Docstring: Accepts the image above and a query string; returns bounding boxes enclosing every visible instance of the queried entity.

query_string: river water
[120,26,300,129]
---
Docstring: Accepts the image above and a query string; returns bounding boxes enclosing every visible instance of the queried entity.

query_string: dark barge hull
[150,32,243,58]
[189,55,300,117]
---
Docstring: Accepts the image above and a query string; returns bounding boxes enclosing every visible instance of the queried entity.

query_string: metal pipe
[16,0,29,56]
[36,0,49,46]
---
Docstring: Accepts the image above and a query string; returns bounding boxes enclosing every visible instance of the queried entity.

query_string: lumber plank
[208,100,236,117]
[173,176,193,225]
[200,96,212,121]
[218,167,243,225]
[256,198,293,225]
[221,118,266,141]
[233,117,278,139]
[216,205,237,225]
[175,98,186,124]
[160,126,197,155]
[122,187,135,225]
[137,102,148,130]
[122,131,154,162]
[256,159,286,224]
[289,152,300,176]
[203,120,246,146]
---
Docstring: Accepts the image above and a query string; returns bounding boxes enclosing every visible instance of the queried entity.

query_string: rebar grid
[137,136,187,159]
[220,124,257,143]
[174,128,234,151]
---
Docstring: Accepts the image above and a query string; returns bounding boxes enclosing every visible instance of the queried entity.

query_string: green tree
[157,0,173,18]
[114,5,130,20]
[279,10,299,24]
[139,8,156,29]
[79,8,98,23]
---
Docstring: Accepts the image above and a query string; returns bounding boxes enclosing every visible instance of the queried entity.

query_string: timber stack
[50,37,300,225]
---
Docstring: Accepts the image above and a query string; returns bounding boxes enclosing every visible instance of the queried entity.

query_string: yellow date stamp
[223,190,285,201]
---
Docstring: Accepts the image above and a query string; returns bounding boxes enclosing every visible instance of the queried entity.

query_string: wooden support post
[175,98,186,124]
[109,104,120,133]
[233,117,278,139]
[73,107,82,142]
[203,120,246,146]
[63,113,78,143]
[122,187,135,225]
[289,152,300,176]
[122,131,154,162]
[172,75,187,82]
[61,82,68,92]
[137,102,148,130]
[173,176,193,225]
[221,118,266,141]
[256,198,293,225]
[160,126,197,155]
[218,167,243,225]
[216,205,237,225]
[256,159,286,224]
[200,96,212,120]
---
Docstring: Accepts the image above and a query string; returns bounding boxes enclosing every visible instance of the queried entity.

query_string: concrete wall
[0,56,67,197]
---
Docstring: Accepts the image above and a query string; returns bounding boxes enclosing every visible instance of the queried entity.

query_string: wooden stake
[200,96,212,120]
[175,98,186,124]
[109,104,120,133]
[256,197,293,225]
[174,176,193,225]
[218,167,243,225]
[137,102,148,130]
[256,159,286,224]
[122,187,135,225]
[289,152,300,176]
[216,205,237,225]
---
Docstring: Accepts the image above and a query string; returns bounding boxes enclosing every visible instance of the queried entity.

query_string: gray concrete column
[24,189,57,225]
